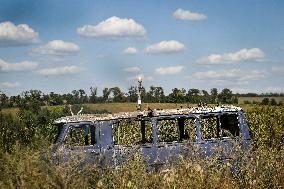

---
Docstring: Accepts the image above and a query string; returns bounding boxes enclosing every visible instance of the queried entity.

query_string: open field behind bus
[1,102,259,116]
[238,96,284,104]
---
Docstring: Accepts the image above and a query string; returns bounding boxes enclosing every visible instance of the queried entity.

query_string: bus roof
[54,105,242,124]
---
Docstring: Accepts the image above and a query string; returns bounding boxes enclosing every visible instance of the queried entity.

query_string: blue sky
[0,0,283,96]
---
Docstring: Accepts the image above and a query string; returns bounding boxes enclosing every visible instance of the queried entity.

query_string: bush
[261,98,269,105]
[270,98,277,106]
[243,100,251,104]
[246,106,284,149]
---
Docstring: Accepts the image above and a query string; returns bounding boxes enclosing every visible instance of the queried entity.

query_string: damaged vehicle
[52,105,252,169]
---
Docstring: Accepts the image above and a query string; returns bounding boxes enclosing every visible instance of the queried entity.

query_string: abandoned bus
[52,105,251,169]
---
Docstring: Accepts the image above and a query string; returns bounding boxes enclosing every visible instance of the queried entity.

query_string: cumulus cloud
[37,66,81,76]
[191,69,266,85]
[0,81,20,88]
[0,21,39,47]
[173,8,207,21]
[125,66,141,73]
[77,16,146,39]
[0,59,38,72]
[31,40,80,56]
[200,48,265,64]
[155,66,184,75]
[145,40,185,54]
[123,47,138,54]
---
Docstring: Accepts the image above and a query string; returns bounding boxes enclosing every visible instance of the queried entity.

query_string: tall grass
[0,105,283,188]
[1,145,282,188]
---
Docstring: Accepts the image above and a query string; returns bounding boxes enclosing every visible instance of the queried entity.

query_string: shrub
[243,100,251,104]
[270,98,277,106]
[261,98,269,105]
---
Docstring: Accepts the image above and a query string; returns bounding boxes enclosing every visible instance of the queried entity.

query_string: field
[1,102,255,116]
[238,96,284,104]
[0,103,283,188]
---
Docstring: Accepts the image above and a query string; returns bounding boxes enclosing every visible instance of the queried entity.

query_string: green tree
[19,90,43,113]
[9,95,21,107]
[210,88,218,103]
[201,90,210,103]
[111,87,125,102]
[102,88,111,102]
[89,87,98,103]
[145,86,165,103]
[71,90,80,103]
[78,89,88,103]
[154,86,165,103]
[218,88,233,104]
[146,86,156,102]
[187,88,200,103]
[169,88,186,103]
[127,86,138,102]
[0,92,9,108]
[49,92,63,106]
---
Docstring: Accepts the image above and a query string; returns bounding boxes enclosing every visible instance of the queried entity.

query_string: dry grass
[0,107,19,116]
[0,145,283,189]
[0,104,283,188]
[238,96,284,104]
[1,102,245,115]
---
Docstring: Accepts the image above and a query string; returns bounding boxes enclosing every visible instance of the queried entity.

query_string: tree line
[0,86,283,109]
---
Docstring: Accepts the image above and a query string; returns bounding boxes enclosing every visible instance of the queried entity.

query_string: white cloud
[191,69,266,85]
[125,66,141,73]
[0,59,38,72]
[173,8,207,21]
[31,40,80,56]
[37,66,81,76]
[77,16,146,39]
[0,21,39,47]
[123,47,138,54]
[0,81,20,88]
[200,48,265,64]
[145,40,185,54]
[155,66,184,75]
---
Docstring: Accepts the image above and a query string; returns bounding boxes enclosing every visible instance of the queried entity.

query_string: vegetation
[0,98,283,188]
[239,96,283,105]
[2,87,283,110]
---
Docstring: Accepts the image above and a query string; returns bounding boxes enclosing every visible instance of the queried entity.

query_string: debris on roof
[54,105,242,124]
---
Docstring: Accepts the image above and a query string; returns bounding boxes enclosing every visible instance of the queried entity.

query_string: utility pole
[137,76,142,112]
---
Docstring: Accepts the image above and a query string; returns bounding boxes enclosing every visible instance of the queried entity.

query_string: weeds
[0,105,283,188]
